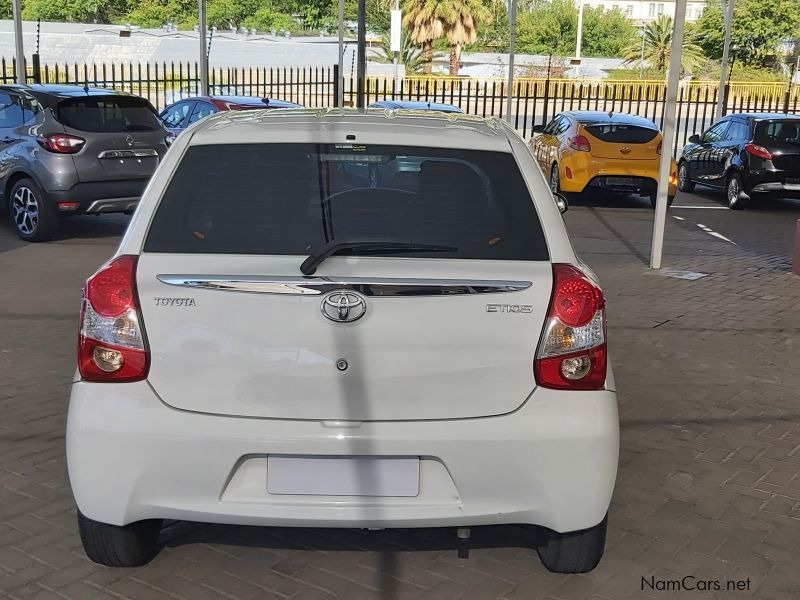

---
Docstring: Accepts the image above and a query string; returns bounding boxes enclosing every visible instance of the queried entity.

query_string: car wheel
[649,194,675,209]
[549,164,561,195]
[537,514,607,574]
[8,178,58,242]
[726,173,749,210]
[77,511,162,567]
[677,162,694,192]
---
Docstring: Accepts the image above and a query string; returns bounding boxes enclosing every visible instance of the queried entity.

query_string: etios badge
[321,291,367,323]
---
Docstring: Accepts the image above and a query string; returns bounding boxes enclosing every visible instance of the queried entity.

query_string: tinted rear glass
[754,120,800,147]
[144,143,548,260]
[56,96,161,132]
[584,124,658,143]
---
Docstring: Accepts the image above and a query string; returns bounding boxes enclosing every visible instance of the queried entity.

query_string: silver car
[1,84,170,241]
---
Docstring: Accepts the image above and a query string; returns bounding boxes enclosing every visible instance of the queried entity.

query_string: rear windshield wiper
[300,240,457,275]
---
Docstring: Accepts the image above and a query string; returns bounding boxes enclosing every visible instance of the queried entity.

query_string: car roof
[183,108,512,151]
[563,111,658,129]
[1,83,134,98]
[369,100,462,113]
[725,112,800,121]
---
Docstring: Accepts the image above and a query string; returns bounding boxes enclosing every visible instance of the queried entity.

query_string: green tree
[402,0,443,74]
[124,0,197,29]
[373,33,424,73]
[696,0,800,68]
[516,0,576,56]
[582,6,636,58]
[23,0,129,23]
[622,15,704,74]
[206,0,261,29]
[437,0,492,75]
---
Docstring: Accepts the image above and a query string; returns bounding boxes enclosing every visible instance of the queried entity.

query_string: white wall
[582,0,707,22]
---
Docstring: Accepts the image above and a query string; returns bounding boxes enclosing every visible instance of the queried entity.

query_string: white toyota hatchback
[67,109,619,573]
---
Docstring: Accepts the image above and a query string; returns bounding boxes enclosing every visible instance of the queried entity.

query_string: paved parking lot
[1,187,799,600]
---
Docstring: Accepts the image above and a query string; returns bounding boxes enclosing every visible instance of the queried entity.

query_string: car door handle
[1,137,16,143]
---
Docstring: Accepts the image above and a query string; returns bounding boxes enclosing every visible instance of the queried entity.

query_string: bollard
[794,219,800,276]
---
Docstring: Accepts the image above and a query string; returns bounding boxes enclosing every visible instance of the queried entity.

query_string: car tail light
[567,135,591,152]
[745,143,772,160]
[78,255,149,382]
[535,264,607,390]
[37,133,85,154]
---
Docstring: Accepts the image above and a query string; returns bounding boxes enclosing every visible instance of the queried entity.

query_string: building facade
[581,0,707,22]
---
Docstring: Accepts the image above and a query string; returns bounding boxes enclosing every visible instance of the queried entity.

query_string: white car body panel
[69,109,619,535]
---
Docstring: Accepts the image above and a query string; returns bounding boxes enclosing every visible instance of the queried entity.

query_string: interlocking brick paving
[1,190,799,600]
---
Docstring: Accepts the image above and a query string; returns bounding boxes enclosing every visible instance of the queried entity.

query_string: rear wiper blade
[300,240,457,275]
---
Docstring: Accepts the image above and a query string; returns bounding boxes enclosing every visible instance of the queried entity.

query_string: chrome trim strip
[156,275,532,296]
[98,149,158,159]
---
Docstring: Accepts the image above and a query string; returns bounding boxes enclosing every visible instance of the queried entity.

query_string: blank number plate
[267,456,420,497]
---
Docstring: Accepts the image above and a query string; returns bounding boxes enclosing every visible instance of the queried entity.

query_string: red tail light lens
[745,143,772,160]
[567,135,591,152]
[535,264,607,390]
[37,133,85,154]
[78,255,149,382]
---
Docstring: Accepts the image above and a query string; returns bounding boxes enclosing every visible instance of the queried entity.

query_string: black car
[678,113,800,209]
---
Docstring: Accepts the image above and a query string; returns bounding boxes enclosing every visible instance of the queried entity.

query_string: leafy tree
[124,0,196,28]
[244,7,299,33]
[402,0,443,74]
[696,0,800,68]
[437,0,492,75]
[516,0,576,56]
[373,33,423,73]
[23,0,129,23]
[622,15,704,74]
[581,7,636,58]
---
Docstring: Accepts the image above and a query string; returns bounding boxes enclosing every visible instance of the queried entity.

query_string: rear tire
[77,511,162,567]
[727,172,749,210]
[549,164,561,194]
[677,161,694,192]
[537,514,608,573]
[649,193,675,209]
[8,178,58,242]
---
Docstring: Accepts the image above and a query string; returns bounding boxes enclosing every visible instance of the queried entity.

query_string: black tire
[677,161,695,192]
[549,164,561,195]
[77,510,162,567]
[8,177,58,242]
[726,172,749,210]
[648,193,675,209]
[537,514,607,573]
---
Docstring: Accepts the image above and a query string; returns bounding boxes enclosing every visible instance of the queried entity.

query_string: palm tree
[402,0,443,74]
[437,0,492,75]
[623,15,705,75]
[374,34,425,74]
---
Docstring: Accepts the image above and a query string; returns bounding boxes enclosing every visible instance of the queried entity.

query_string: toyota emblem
[321,291,367,323]
[125,135,135,147]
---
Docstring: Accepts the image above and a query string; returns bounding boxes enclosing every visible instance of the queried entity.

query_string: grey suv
[1,84,169,241]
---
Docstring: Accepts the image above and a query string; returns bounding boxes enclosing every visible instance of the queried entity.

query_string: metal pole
[650,0,687,270]
[640,24,645,78]
[505,0,517,124]
[12,0,24,84]
[715,0,734,121]
[198,0,209,95]
[338,0,345,107]
[575,0,584,60]
[356,0,366,108]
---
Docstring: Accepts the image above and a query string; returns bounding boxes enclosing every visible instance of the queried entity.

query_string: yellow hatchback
[530,111,677,207]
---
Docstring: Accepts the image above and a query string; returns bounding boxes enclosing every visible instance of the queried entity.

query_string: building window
[648,3,655,16]
[657,3,665,15]
[626,4,634,15]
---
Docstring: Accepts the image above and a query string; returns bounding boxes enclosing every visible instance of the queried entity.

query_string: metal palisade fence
[3,58,799,153]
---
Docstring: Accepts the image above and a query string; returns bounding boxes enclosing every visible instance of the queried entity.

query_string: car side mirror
[532,125,545,134]
[688,134,701,144]
[554,193,568,214]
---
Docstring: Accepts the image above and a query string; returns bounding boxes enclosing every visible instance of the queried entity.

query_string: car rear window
[753,120,800,146]
[56,96,161,132]
[144,143,549,260]
[584,124,658,143]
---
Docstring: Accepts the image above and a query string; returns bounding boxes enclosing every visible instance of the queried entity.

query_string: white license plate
[606,177,641,186]
[267,456,420,497]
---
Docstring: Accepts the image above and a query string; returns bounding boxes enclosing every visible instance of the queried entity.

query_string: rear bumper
[67,381,619,534]
[560,154,677,196]
[47,180,148,214]
[746,171,800,197]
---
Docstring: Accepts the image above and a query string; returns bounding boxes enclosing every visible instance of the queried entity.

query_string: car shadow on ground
[52,214,131,242]
[684,185,800,212]
[160,521,546,595]
[566,192,654,210]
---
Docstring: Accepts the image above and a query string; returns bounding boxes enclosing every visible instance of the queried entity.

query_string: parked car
[678,113,800,209]
[1,84,169,241]
[530,111,677,207]
[369,100,462,113]
[160,95,302,135]
[67,109,618,573]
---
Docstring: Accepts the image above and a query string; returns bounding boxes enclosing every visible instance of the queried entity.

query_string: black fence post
[32,54,40,83]
[333,64,339,107]
[721,83,730,116]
